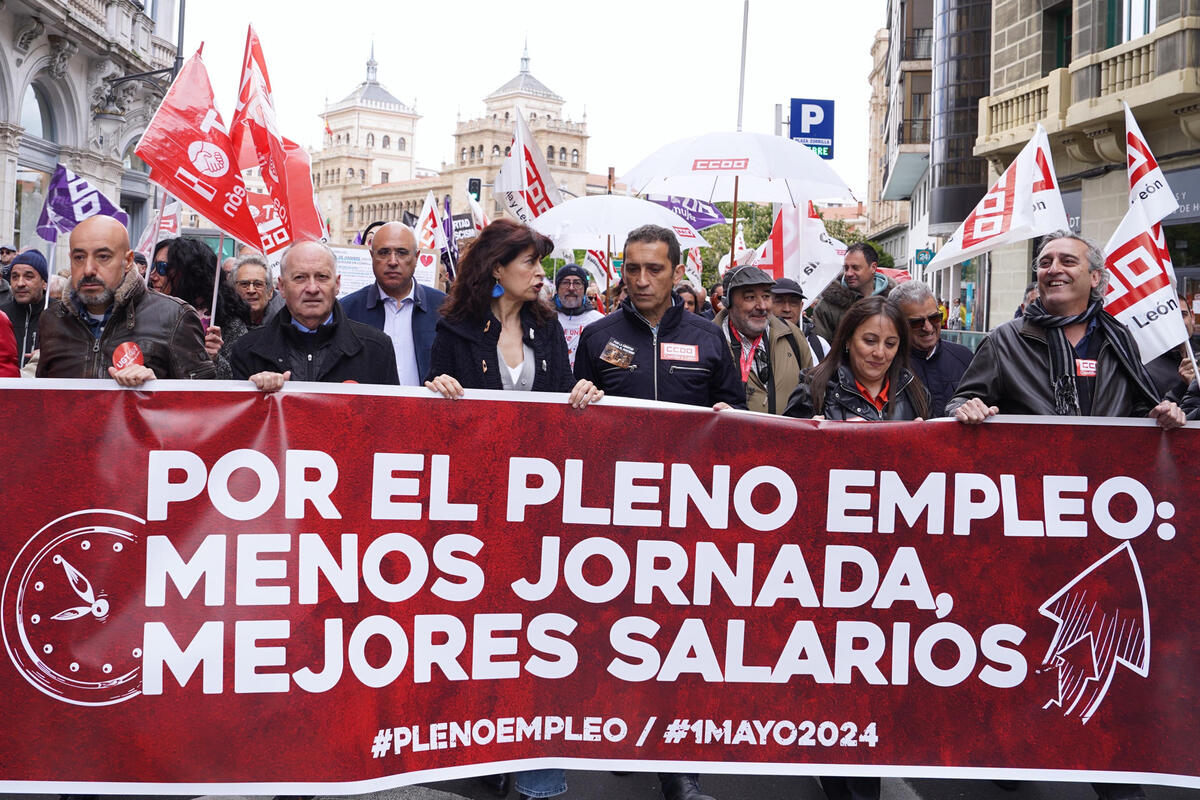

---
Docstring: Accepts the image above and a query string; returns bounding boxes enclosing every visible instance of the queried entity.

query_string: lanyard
[738,334,763,383]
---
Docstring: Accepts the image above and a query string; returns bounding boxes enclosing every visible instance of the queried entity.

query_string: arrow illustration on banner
[1037,542,1150,724]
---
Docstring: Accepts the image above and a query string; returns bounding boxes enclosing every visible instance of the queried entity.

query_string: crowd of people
[3,213,1197,800]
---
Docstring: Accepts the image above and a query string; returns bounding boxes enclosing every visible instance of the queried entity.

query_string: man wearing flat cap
[714,265,812,414]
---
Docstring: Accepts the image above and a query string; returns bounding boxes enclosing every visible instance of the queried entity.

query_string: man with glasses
[232,253,283,328]
[553,264,603,368]
[886,280,973,417]
[341,222,445,385]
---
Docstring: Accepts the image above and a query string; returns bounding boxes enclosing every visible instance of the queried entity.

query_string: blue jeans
[515,768,567,798]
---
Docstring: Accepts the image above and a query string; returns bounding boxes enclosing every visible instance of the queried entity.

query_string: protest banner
[0,383,1196,793]
[35,164,129,243]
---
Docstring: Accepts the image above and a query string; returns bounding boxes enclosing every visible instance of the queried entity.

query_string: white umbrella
[530,194,709,251]
[621,130,854,205]
[620,130,853,269]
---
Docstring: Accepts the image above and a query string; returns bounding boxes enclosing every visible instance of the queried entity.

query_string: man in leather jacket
[37,215,214,384]
[948,232,1183,431]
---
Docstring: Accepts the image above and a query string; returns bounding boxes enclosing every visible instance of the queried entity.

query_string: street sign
[789,98,835,160]
[915,248,935,266]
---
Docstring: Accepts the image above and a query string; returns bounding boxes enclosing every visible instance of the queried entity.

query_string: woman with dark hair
[784,295,930,421]
[160,236,252,379]
[148,238,173,292]
[425,218,602,408]
[676,283,699,314]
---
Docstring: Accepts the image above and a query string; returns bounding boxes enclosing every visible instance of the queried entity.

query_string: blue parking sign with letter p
[789,98,835,160]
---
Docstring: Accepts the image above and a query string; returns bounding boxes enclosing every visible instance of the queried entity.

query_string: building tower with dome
[313,45,589,245]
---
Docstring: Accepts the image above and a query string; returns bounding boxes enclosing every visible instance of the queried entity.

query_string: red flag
[229,27,324,253]
[136,50,261,247]
[324,118,333,138]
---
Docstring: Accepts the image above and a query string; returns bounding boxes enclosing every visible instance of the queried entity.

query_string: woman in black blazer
[425,218,602,407]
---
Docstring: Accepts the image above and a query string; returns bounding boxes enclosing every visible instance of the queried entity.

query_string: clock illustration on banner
[2,509,145,706]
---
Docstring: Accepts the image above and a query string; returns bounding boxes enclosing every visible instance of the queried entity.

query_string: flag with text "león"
[136,49,262,247]
[1125,102,1178,284]
[929,124,1068,269]
[1104,199,1188,363]
[494,108,562,223]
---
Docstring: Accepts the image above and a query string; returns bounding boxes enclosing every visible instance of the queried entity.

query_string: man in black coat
[231,240,398,390]
[886,279,973,417]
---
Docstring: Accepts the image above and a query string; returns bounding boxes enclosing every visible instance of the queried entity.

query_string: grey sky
[186,0,885,198]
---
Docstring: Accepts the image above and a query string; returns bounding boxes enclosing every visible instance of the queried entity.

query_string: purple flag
[36,164,129,243]
[647,195,727,230]
[441,195,458,281]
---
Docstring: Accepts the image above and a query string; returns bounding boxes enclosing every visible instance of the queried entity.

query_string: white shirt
[380,282,419,386]
[557,308,605,368]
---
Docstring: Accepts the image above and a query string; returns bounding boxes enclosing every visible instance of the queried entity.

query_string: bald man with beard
[37,215,214,384]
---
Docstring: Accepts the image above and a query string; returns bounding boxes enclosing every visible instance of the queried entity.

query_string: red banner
[135,51,262,249]
[0,383,1197,793]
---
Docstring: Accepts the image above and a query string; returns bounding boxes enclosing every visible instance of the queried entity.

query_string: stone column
[0,123,22,247]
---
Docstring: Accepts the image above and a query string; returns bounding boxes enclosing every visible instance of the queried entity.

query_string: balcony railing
[1098,39,1155,95]
[977,68,1070,145]
[903,30,933,60]
[898,118,930,144]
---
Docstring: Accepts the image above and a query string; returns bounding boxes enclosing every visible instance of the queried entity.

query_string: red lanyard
[738,334,763,382]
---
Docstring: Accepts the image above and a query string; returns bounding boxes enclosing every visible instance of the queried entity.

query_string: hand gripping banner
[0,382,1196,794]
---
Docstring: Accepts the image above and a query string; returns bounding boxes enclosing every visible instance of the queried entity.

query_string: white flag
[1125,103,1179,225]
[583,249,611,291]
[684,248,703,287]
[494,107,562,223]
[1124,102,1178,285]
[466,192,490,233]
[1104,200,1188,363]
[748,203,845,310]
[412,190,444,287]
[929,124,1068,269]
[718,224,751,276]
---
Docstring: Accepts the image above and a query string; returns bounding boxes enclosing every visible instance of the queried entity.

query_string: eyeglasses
[558,278,585,289]
[236,279,267,290]
[373,247,413,260]
[152,260,169,275]
[907,311,943,330]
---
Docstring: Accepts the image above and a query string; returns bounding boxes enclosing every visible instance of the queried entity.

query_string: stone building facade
[975,0,1200,325]
[1,0,178,266]
[314,47,589,245]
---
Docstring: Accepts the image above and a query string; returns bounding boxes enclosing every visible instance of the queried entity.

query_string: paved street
[9,770,1200,800]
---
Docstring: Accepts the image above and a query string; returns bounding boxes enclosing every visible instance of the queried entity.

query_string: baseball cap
[771,277,805,299]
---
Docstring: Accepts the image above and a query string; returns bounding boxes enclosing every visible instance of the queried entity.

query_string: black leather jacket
[37,270,215,379]
[945,317,1159,418]
[784,364,928,421]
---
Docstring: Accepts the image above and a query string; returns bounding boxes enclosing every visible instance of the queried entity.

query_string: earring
[491,281,505,298]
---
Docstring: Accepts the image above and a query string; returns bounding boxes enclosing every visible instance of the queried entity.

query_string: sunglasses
[907,311,943,330]
[152,260,169,275]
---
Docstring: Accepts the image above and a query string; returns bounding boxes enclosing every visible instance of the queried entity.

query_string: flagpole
[210,231,225,323]
[736,0,749,133]
[729,175,740,269]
